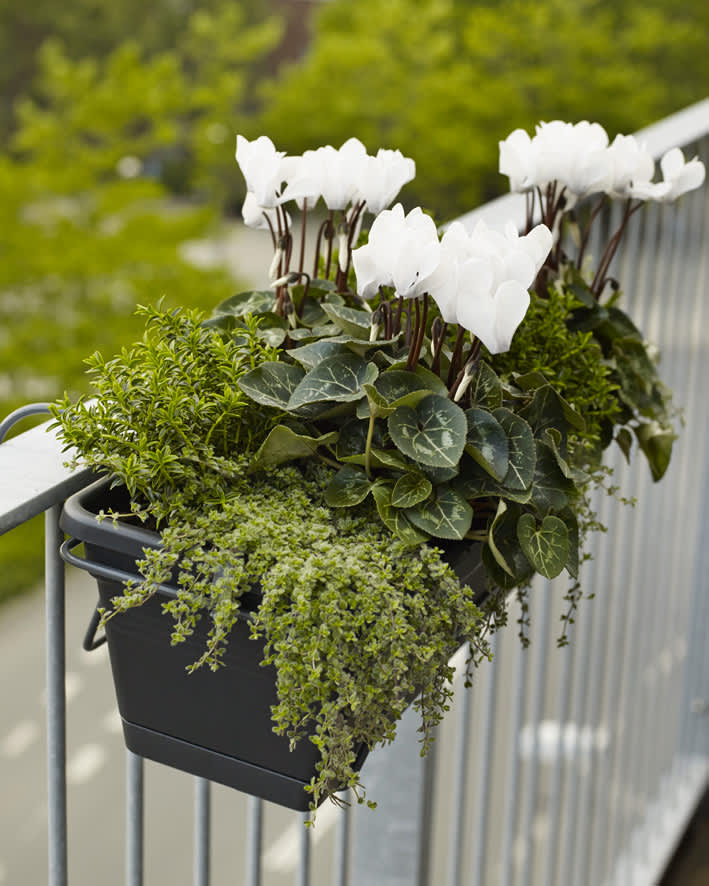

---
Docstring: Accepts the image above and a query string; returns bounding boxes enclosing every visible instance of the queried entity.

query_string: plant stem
[447,325,466,388]
[298,199,308,276]
[407,293,429,371]
[364,410,376,479]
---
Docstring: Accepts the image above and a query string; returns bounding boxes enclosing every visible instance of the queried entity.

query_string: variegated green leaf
[492,408,536,491]
[530,441,575,512]
[238,362,305,410]
[212,290,275,317]
[249,425,338,472]
[288,355,378,409]
[406,486,473,540]
[372,482,429,545]
[388,394,467,468]
[391,473,432,508]
[465,408,509,481]
[516,513,570,579]
[324,465,373,507]
[321,302,373,338]
[469,361,503,410]
[288,339,353,368]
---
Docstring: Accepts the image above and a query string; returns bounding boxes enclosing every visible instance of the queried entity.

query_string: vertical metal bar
[417,729,439,886]
[45,505,68,886]
[521,580,553,886]
[193,777,211,886]
[126,751,144,886]
[332,797,351,886]
[499,633,526,886]
[296,812,311,886]
[470,633,499,886]
[447,688,472,886]
[245,797,263,886]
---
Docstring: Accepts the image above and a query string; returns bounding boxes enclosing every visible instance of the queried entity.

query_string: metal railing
[1,99,708,886]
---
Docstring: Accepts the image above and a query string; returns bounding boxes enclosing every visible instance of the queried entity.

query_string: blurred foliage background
[0,0,707,601]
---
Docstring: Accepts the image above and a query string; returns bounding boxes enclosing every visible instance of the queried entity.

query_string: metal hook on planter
[82,606,107,651]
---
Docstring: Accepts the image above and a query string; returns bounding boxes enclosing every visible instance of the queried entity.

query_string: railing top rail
[0,419,92,535]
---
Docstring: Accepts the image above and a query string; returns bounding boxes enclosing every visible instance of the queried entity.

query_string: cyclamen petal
[235,135,288,209]
[357,149,416,215]
[489,281,531,355]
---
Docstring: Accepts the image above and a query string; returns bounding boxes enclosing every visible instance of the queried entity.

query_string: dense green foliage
[262,0,708,219]
[53,306,489,811]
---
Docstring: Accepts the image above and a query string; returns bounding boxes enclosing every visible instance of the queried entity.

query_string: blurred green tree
[262,0,708,219]
[0,3,281,600]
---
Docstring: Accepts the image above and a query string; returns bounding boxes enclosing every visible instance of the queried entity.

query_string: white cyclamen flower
[605,134,655,198]
[235,135,294,209]
[241,192,291,231]
[630,147,706,202]
[280,138,368,211]
[352,204,441,301]
[356,149,416,215]
[428,220,552,354]
[500,120,611,200]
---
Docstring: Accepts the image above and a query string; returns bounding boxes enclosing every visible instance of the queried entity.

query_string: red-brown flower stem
[525,191,535,234]
[407,293,429,371]
[404,299,413,348]
[263,213,277,250]
[393,296,404,336]
[312,217,331,278]
[298,199,308,276]
[324,210,335,279]
[591,199,643,298]
[577,195,607,270]
[446,325,467,388]
[381,301,392,340]
[430,319,448,376]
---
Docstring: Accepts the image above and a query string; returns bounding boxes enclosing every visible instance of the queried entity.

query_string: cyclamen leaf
[212,290,275,317]
[530,441,575,513]
[324,465,373,507]
[391,473,432,508]
[249,425,338,472]
[406,486,473,540]
[288,355,378,409]
[469,361,503,410]
[238,362,305,410]
[634,423,676,482]
[321,302,373,338]
[388,394,467,468]
[372,482,429,546]
[465,408,509,480]
[516,513,570,579]
[492,408,536,490]
[288,340,353,368]
[375,369,437,403]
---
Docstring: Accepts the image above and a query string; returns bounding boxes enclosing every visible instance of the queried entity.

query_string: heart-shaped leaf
[388,394,467,468]
[516,513,570,579]
[289,339,353,368]
[324,465,373,507]
[406,486,473,540]
[288,355,378,409]
[469,361,503,410]
[238,362,305,410]
[372,482,429,546]
[635,422,676,481]
[391,472,432,508]
[492,408,536,490]
[249,425,338,471]
[212,290,275,317]
[321,303,373,338]
[530,441,575,512]
[465,408,509,480]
